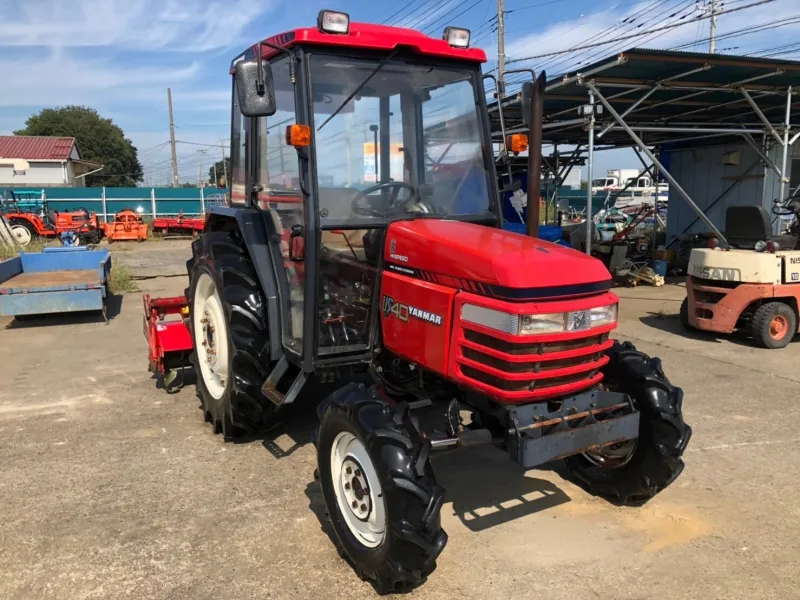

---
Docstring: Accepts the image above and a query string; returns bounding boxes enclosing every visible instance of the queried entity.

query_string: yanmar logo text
[382,295,442,326]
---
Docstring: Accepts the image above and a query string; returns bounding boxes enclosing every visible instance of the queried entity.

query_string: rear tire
[315,383,447,594]
[750,302,796,349]
[187,230,277,438]
[564,341,692,504]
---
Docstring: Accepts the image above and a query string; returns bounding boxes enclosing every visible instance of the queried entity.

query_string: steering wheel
[772,195,800,216]
[350,182,421,217]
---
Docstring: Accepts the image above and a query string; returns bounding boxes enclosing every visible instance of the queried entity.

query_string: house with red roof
[0,136,102,188]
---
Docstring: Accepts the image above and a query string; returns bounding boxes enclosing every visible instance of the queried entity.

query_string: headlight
[520,313,566,334]
[443,26,470,48]
[589,304,617,327]
[461,303,618,335]
[317,10,350,35]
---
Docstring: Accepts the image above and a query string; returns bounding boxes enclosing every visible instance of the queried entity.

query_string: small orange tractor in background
[103,209,148,243]
[2,191,103,246]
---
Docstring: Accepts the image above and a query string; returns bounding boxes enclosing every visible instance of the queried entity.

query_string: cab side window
[230,79,248,204]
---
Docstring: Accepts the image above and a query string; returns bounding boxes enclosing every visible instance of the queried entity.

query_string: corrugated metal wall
[665,141,783,242]
[0,162,67,186]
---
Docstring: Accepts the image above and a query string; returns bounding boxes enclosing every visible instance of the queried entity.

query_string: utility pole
[497,0,506,96]
[167,88,179,187]
[709,0,718,54]
[197,148,207,188]
[220,139,228,187]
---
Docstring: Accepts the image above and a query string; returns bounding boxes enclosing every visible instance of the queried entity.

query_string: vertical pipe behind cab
[522,72,546,238]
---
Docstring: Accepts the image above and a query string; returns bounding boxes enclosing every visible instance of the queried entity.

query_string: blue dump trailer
[0,247,111,319]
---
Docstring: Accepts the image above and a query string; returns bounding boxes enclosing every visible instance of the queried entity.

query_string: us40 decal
[382,295,442,326]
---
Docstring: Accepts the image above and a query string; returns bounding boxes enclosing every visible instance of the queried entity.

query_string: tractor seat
[724,205,798,249]
[321,230,369,262]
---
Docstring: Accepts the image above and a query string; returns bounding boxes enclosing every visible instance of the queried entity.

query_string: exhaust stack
[523,71,546,238]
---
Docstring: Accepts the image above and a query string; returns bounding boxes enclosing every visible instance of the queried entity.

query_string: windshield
[309,54,492,224]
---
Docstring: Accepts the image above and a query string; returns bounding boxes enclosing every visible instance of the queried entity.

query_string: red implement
[143,294,193,391]
[151,211,205,237]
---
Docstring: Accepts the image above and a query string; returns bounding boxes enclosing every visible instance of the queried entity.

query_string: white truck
[591,169,640,193]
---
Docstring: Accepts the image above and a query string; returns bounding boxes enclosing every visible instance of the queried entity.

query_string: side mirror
[234,59,277,118]
[521,81,532,128]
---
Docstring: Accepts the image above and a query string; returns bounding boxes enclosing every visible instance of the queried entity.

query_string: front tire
[750,302,796,349]
[564,341,692,504]
[187,231,277,438]
[679,298,694,331]
[316,384,447,594]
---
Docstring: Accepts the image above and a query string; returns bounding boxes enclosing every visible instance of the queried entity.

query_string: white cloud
[0,49,203,109]
[0,0,275,52]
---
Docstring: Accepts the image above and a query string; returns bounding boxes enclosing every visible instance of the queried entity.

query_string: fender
[203,206,286,363]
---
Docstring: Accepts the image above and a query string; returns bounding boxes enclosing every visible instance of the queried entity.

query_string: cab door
[232,56,307,358]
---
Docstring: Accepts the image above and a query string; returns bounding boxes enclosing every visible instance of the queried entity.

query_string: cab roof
[229,22,487,72]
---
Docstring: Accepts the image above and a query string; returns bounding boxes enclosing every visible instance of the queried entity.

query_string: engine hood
[384,220,611,299]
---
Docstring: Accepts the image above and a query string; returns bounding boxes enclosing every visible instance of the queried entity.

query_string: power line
[669,14,800,51]
[394,0,441,28]
[537,0,691,77]
[494,0,683,89]
[381,0,429,24]
[175,139,229,148]
[547,0,698,77]
[505,0,569,13]
[506,0,775,63]
[402,0,450,30]
[423,0,488,35]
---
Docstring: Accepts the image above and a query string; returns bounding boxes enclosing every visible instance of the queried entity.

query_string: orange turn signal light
[285,124,311,147]
[506,133,529,154]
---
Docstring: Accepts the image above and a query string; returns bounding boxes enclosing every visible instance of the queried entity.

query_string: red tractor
[151,12,691,593]
[2,191,103,245]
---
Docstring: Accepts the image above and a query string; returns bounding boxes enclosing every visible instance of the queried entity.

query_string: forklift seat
[724,205,797,249]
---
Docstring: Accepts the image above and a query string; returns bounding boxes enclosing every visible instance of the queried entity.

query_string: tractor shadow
[432,448,571,532]
[4,293,124,328]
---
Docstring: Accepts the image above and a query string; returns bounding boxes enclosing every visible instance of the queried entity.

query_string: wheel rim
[583,439,637,469]
[330,431,386,548]
[769,315,788,340]
[192,272,230,400]
[11,225,31,246]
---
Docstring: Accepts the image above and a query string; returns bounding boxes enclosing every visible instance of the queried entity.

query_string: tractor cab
[227,12,500,368]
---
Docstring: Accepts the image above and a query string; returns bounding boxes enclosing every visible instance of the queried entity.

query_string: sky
[1,0,799,185]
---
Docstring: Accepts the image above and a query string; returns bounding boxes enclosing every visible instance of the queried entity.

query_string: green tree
[208,157,230,188]
[14,106,143,187]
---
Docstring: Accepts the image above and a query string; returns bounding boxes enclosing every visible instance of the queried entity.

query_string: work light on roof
[443,27,470,48]
[318,10,350,34]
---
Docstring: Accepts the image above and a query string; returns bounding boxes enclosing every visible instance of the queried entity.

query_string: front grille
[461,365,597,392]
[690,276,741,290]
[694,289,726,305]
[457,326,612,401]
[462,347,599,374]
[463,329,605,355]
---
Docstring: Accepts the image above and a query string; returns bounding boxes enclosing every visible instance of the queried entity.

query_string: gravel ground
[0,240,798,599]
